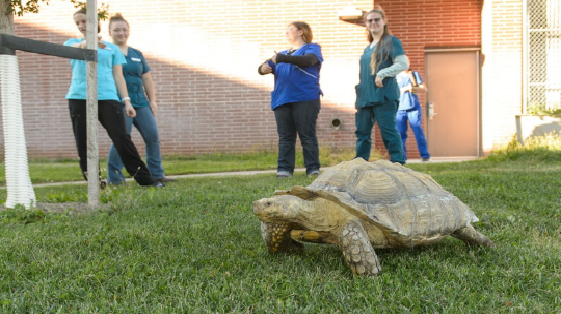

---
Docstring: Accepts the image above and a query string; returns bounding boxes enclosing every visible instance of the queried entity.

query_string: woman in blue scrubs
[105,13,174,184]
[354,6,408,164]
[64,9,163,188]
[258,21,323,177]
[396,63,431,161]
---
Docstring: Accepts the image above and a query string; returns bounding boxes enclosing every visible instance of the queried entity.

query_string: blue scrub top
[268,43,323,110]
[355,36,405,108]
[397,71,423,111]
[64,38,126,100]
[122,47,151,109]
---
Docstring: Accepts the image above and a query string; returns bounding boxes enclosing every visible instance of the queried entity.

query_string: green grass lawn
[0,151,560,313]
[0,148,360,185]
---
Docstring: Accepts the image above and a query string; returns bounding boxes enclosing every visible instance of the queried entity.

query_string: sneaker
[141,181,165,188]
[422,157,430,162]
[156,177,177,183]
[276,171,292,178]
[307,169,320,177]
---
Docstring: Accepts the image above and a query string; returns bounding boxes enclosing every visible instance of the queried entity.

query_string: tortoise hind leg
[261,222,304,253]
[339,220,381,276]
[452,224,496,248]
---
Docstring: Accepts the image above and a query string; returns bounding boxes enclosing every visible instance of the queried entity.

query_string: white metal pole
[86,0,99,208]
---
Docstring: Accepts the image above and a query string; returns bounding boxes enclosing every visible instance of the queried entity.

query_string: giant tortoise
[253,158,495,276]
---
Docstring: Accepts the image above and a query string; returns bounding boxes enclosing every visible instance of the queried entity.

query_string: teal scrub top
[122,47,151,109]
[64,38,126,100]
[355,36,404,108]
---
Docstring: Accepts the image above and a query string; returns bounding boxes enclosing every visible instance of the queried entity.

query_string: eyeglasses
[366,18,382,24]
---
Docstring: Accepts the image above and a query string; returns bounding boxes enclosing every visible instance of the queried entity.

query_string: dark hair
[365,6,393,74]
[290,21,313,43]
[73,8,101,34]
[74,8,86,16]
[109,13,130,30]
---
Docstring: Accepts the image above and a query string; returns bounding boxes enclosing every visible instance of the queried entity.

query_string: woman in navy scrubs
[258,21,323,178]
[64,9,163,188]
[106,13,174,184]
[354,6,408,164]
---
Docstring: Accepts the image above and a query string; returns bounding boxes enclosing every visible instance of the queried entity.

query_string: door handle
[428,102,437,120]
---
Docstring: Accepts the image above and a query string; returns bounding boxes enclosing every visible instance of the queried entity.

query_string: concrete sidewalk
[7,156,480,189]
[405,156,481,163]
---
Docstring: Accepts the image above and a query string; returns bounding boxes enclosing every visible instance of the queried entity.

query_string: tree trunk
[86,0,100,208]
[0,0,37,209]
[0,0,15,35]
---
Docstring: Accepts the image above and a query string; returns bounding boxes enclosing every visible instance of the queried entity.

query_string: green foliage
[6,0,109,20]
[527,104,561,116]
[0,158,560,312]
[0,204,47,223]
[488,133,561,162]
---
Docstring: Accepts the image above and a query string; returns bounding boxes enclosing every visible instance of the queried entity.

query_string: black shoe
[141,181,165,188]
[422,157,430,162]
[156,177,177,183]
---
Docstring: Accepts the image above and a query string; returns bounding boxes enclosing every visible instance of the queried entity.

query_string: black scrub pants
[68,99,156,185]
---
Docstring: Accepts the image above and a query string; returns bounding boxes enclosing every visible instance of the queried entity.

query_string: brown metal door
[425,51,480,157]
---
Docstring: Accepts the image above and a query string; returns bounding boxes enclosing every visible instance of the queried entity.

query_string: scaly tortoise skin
[253,158,495,277]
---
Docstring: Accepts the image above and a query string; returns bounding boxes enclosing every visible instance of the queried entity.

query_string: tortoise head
[253,194,346,232]
[252,195,304,223]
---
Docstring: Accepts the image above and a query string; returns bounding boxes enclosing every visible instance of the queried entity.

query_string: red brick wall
[373,0,482,158]
[0,0,525,160]
[0,0,374,158]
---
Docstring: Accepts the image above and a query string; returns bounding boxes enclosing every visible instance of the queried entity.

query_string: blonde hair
[365,6,393,74]
[109,13,129,30]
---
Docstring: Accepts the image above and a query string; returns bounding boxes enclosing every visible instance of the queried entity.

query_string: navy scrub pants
[355,99,405,164]
[396,108,430,160]
[273,99,321,176]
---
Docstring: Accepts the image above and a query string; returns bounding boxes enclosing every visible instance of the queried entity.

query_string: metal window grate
[527,0,561,113]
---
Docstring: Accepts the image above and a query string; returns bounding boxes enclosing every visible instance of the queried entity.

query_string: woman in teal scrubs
[354,6,408,164]
[105,13,174,184]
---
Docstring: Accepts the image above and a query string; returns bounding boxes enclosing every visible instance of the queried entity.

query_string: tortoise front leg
[339,220,381,276]
[291,230,338,244]
[261,222,304,253]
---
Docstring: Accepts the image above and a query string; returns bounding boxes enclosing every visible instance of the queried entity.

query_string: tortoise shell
[301,158,479,246]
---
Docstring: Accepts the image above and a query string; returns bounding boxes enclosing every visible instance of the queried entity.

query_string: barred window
[527,0,561,113]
